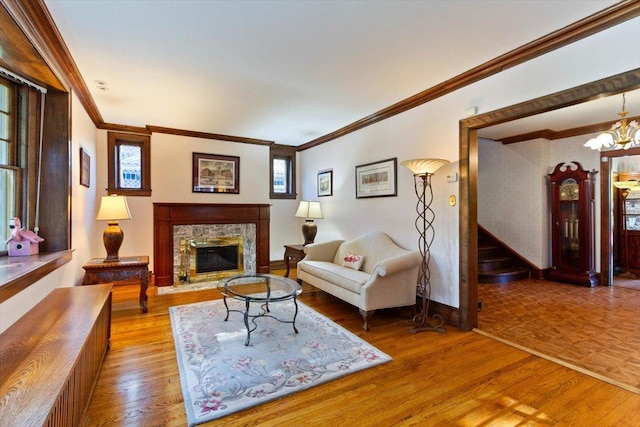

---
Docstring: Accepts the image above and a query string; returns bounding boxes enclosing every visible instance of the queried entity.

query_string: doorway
[458,69,640,331]
[607,152,640,290]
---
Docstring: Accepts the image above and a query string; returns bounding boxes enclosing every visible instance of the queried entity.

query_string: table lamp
[295,201,323,245]
[96,195,132,262]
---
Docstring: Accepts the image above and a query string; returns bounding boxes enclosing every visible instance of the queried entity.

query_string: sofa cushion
[342,253,365,270]
[298,260,369,294]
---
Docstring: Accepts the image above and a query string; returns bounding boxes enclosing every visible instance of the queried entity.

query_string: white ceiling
[44,0,622,146]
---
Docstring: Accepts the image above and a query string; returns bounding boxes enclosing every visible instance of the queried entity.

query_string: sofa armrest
[303,239,345,262]
[370,251,422,277]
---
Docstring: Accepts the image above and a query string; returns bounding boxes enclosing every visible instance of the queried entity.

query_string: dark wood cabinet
[548,161,599,287]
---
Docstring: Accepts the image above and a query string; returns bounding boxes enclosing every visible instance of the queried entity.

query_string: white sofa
[297,231,422,330]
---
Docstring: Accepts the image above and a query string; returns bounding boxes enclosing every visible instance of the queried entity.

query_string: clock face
[559,178,579,201]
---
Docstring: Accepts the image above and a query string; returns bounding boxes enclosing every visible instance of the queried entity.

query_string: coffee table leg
[292,295,299,334]
[244,298,251,346]
[222,296,230,321]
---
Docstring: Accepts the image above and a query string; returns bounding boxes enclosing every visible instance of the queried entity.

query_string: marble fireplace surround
[153,203,270,287]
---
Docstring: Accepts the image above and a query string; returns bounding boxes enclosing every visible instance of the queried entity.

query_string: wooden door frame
[458,68,640,331]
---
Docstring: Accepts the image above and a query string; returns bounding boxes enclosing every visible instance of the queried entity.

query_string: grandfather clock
[548,161,599,287]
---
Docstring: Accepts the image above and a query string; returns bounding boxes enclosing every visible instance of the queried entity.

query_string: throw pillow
[343,253,365,271]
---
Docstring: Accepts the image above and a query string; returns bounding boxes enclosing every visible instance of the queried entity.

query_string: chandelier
[584,93,640,151]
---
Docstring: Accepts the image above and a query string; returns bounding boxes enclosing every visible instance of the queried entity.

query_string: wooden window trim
[107,131,151,196]
[269,144,296,200]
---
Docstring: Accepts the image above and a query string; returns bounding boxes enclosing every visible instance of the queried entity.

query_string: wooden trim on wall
[146,125,274,146]
[498,115,640,144]
[99,122,151,135]
[7,0,640,151]
[2,0,103,124]
[296,1,640,151]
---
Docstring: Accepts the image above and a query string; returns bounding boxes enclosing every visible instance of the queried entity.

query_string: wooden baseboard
[427,299,459,329]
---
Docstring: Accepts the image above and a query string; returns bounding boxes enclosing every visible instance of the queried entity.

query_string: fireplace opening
[195,245,238,273]
[179,236,244,284]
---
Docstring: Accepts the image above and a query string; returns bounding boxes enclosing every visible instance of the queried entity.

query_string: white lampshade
[401,158,450,175]
[96,195,132,221]
[295,201,323,220]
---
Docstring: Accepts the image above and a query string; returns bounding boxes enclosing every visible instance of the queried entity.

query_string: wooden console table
[283,244,305,277]
[82,255,149,313]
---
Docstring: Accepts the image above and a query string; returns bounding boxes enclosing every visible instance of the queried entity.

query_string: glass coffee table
[218,273,302,346]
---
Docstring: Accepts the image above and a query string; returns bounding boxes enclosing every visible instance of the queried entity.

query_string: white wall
[298,17,639,309]
[0,92,100,333]
[92,131,302,271]
[478,136,601,270]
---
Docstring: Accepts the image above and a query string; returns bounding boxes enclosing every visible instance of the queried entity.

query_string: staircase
[478,227,531,284]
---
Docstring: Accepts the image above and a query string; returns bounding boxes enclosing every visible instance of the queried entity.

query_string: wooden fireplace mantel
[153,203,270,286]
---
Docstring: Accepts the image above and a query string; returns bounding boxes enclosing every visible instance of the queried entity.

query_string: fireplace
[177,235,245,284]
[153,203,270,287]
[191,238,242,274]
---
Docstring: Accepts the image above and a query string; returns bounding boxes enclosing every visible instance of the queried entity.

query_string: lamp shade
[295,201,323,219]
[401,158,450,175]
[96,195,132,221]
[613,180,640,190]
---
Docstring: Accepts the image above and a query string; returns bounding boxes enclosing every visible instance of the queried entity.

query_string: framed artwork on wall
[355,157,397,198]
[317,169,333,197]
[192,152,240,194]
[80,147,90,188]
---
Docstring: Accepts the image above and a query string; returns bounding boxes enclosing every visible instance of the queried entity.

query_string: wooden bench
[0,284,112,426]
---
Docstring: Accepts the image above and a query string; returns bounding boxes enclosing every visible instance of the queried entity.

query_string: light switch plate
[446,173,458,183]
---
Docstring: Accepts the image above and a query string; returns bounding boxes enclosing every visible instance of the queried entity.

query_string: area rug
[169,298,392,426]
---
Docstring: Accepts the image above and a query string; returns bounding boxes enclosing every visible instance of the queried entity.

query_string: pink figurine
[5,217,44,245]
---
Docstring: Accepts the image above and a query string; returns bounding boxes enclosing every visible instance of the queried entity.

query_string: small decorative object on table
[5,217,44,257]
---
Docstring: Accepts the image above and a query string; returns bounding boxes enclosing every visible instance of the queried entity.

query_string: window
[270,145,296,199]
[0,77,25,247]
[107,132,151,196]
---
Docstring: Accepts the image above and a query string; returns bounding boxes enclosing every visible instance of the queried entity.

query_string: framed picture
[317,169,333,197]
[192,152,240,194]
[80,147,90,188]
[355,157,397,198]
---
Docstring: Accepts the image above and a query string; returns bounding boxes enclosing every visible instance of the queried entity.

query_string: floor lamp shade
[295,201,323,245]
[96,195,132,262]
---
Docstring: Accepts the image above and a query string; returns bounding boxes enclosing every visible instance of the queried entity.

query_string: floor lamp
[401,158,449,334]
[613,180,639,280]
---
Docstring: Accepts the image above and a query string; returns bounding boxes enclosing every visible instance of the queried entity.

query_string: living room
[2,1,638,330]
[1,1,640,424]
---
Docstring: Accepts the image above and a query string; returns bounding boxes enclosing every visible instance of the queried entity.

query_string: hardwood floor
[477,278,640,394]
[83,271,640,426]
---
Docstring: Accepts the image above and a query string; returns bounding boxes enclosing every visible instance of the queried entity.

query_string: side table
[283,244,305,278]
[82,255,149,313]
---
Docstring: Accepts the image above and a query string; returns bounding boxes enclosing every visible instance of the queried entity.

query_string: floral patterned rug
[169,298,392,426]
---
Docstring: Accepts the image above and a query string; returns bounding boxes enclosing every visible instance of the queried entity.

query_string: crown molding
[297,0,640,151]
[146,125,274,146]
[1,0,103,124]
[498,114,640,144]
